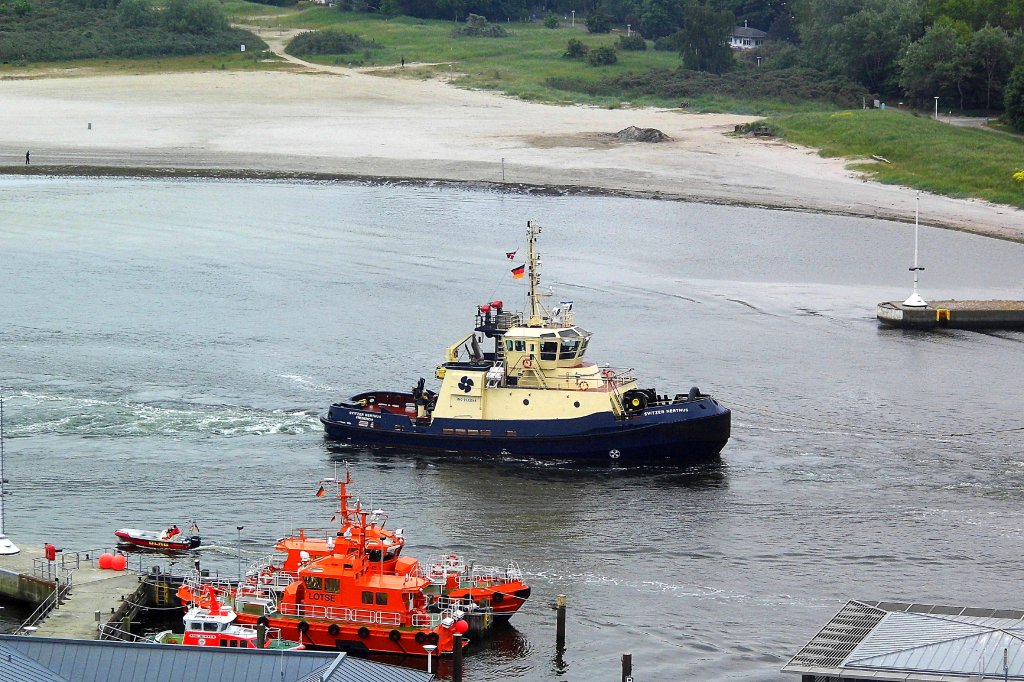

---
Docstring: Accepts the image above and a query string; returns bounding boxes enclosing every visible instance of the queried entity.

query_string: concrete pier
[877,300,1024,330]
[0,545,142,638]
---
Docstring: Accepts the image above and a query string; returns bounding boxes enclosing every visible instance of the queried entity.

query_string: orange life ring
[602,369,615,380]
[578,381,589,391]
[522,357,533,369]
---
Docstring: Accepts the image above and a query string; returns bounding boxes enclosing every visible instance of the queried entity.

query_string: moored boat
[321,220,730,462]
[154,585,303,650]
[115,522,201,551]
[248,467,531,622]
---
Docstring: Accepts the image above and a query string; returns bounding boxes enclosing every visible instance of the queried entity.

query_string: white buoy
[903,193,928,308]
[0,392,20,555]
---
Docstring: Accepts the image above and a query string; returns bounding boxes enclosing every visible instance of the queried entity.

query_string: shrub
[117,0,156,28]
[617,34,646,51]
[563,38,588,59]
[1005,65,1024,132]
[585,8,611,33]
[454,13,507,37]
[587,45,617,66]
[286,29,379,56]
[543,13,559,28]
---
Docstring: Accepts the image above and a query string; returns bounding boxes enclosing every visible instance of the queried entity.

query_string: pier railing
[97,623,150,643]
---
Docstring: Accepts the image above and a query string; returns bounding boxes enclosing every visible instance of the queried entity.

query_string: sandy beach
[3,64,1023,241]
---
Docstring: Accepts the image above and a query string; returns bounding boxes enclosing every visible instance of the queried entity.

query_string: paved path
[0,545,140,639]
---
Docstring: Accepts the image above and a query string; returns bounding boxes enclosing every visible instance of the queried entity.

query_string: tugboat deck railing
[278,602,404,626]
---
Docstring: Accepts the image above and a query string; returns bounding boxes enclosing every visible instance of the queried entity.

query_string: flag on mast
[511,264,525,279]
[315,485,326,497]
[506,251,517,260]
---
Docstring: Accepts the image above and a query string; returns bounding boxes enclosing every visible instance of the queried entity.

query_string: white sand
[2,65,1023,241]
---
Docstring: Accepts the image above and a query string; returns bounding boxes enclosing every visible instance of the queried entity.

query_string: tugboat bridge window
[325,578,340,593]
[362,590,374,604]
[540,341,558,360]
[376,592,388,605]
[304,576,323,590]
[204,622,220,632]
[513,340,526,352]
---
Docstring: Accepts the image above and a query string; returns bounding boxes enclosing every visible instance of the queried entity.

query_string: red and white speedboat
[115,523,201,551]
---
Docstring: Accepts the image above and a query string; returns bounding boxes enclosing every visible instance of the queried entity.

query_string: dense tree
[586,2,614,32]
[117,0,155,26]
[971,24,1013,109]
[796,0,923,95]
[163,0,227,34]
[1004,63,1024,129]
[639,0,685,40]
[898,20,970,106]
[676,1,735,73]
[922,0,1024,31]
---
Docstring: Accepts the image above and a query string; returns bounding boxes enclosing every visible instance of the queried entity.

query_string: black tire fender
[426,632,439,645]
[357,626,370,639]
[256,616,269,627]
[389,629,402,643]
[328,623,340,636]
[297,621,310,634]
[492,591,505,603]
[414,631,427,645]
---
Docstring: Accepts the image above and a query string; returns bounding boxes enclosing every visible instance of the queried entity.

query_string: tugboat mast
[526,220,544,327]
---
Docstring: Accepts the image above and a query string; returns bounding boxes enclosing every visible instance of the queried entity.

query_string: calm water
[1,176,1023,681]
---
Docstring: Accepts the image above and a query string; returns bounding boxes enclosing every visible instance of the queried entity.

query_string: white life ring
[578,381,589,391]
[522,357,533,369]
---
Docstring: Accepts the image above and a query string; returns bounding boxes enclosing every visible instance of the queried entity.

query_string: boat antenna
[0,390,20,555]
[526,220,545,327]
[903,193,927,308]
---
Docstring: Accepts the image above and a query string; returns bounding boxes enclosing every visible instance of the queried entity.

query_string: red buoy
[111,554,128,571]
[98,552,113,569]
[491,300,503,309]
[453,619,469,635]
[480,304,491,313]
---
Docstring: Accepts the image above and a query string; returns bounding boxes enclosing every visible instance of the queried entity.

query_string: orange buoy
[111,554,128,571]
[98,552,114,569]
[453,619,469,635]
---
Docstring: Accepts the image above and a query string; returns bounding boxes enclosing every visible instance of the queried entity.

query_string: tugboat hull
[321,398,730,462]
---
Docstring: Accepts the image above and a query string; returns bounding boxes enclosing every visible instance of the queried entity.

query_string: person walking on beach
[401,56,405,68]
[25,150,29,164]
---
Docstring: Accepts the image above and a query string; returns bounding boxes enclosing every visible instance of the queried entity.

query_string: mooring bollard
[121,615,131,635]
[453,632,464,682]
[622,652,633,681]
[257,623,266,648]
[556,594,567,649]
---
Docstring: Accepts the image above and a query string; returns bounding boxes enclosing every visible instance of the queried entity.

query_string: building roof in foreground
[783,600,1024,681]
[0,635,433,682]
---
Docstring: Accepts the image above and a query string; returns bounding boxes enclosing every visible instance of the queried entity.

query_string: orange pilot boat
[250,466,531,622]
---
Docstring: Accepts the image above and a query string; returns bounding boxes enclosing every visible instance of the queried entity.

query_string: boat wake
[3,391,320,437]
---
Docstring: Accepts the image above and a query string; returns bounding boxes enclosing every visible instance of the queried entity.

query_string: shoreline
[2,69,1024,243]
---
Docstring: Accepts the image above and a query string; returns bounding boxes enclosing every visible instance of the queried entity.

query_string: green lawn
[765,109,1024,208]
[221,5,683,105]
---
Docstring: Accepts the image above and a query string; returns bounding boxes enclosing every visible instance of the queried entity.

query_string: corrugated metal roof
[783,601,1024,681]
[845,611,1024,678]
[0,640,72,682]
[0,636,432,682]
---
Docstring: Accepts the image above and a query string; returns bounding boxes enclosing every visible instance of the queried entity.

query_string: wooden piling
[556,594,566,649]
[621,652,632,681]
[256,623,266,648]
[452,632,463,682]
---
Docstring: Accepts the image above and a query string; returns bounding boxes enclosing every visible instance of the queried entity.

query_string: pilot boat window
[304,576,322,590]
[513,340,526,352]
[505,340,514,351]
[376,592,389,606]
[204,622,220,632]
[187,622,201,631]
[540,341,557,360]
[362,591,374,604]
[325,578,340,593]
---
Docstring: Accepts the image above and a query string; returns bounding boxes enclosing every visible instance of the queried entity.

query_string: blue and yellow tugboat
[321,221,730,462]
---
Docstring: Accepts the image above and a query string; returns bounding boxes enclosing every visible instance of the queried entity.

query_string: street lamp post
[570,9,574,26]
[933,96,939,120]
[424,644,437,673]
[626,23,631,37]
[236,526,244,581]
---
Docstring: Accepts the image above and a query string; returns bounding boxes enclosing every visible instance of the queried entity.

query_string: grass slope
[768,110,1024,208]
